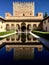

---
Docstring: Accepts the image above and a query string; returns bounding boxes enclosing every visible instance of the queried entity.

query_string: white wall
[43,19,49,32]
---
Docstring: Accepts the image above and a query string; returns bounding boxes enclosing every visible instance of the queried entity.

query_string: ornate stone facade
[13,2,34,16]
[0,2,43,43]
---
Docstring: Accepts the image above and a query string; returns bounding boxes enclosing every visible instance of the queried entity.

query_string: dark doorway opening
[21,26,26,31]
[21,22,26,32]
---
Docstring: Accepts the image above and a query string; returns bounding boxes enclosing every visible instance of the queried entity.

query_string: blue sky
[0,0,49,17]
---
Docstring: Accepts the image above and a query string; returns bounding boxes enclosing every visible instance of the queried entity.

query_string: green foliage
[0,30,15,36]
[32,31,49,40]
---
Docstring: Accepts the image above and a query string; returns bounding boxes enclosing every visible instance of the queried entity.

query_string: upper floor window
[30,13,32,15]
[11,24,14,26]
[6,24,9,26]
[44,21,46,24]
[23,14,25,16]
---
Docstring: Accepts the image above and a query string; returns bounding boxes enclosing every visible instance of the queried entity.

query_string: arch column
[25,23,27,43]
[31,24,33,31]
[31,24,33,42]
[20,24,21,42]
[30,24,32,31]
[33,24,37,30]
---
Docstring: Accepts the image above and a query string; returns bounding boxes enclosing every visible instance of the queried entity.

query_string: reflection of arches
[16,24,20,31]
[21,22,26,31]
[33,37,37,41]
[6,24,10,31]
[21,33,26,42]
[11,38,15,41]
[6,37,10,41]
[27,24,31,31]
[16,34,20,41]
[11,35,15,41]
[27,33,31,41]
[33,24,37,30]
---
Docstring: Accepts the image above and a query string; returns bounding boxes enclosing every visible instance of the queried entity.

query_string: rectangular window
[46,27,47,31]
[44,21,46,24]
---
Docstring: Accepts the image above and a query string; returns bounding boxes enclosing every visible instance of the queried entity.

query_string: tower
[13,2,34,16]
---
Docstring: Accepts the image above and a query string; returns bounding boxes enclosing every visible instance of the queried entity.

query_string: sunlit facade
[0,2,43,43]
[43,16,49,32]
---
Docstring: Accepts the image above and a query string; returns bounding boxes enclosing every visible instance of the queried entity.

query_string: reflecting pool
[0,32,49,65]
[0,43,49,65]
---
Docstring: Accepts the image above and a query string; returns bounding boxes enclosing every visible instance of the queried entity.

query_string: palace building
[0,2,43,43]
[43,16,49,32]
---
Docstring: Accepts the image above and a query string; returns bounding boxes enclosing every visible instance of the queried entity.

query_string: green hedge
[0,30,15,36]
[32,31,49,40]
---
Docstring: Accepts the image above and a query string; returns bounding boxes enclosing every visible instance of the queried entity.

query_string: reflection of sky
[0,46,49,65]
[0,0,49,17]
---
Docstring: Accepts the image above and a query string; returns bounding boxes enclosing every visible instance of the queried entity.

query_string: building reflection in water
[6,44,43,60]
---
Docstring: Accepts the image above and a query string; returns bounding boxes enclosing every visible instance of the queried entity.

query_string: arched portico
[21,22,26,32]
[33,24,37,30]
[6,24,10,31]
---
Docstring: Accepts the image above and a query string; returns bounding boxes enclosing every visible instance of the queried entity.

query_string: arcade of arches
[6,22,39,43]
[6,22,37,31]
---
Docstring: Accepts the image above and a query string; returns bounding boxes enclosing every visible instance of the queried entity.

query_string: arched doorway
[21,33,26,43]
[27,24,31,31]
[6,24,10,31]
[11,24,15,30]
[21,22,26,42]
[16,24,20,31]
[21,22,26,32]
[33,24,37,30]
